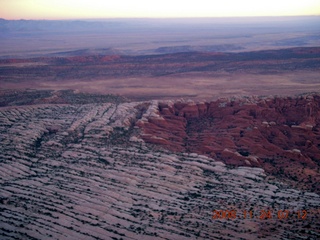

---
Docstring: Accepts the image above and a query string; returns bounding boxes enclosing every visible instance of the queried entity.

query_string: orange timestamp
[212,209,308,220]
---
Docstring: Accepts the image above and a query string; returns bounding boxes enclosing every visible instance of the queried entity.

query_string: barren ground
[1,48,319,101]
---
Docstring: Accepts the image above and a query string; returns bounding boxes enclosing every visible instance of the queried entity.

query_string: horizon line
[2,15,320,21]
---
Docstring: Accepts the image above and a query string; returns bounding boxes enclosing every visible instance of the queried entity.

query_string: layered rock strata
[137,95,320,193]
[0,93,319,239]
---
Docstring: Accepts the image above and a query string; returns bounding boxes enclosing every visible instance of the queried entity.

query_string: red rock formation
[138,94,320,192]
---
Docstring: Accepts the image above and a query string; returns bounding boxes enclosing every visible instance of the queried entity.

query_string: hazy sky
[1,0,320,19]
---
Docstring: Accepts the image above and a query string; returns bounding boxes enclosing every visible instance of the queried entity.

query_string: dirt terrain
[1,47,320,101]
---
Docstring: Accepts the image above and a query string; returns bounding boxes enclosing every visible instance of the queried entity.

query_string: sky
[1,0,320,20]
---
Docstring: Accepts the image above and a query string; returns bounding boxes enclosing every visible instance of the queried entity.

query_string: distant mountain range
[0,17,319,58]
[0,18,126,33]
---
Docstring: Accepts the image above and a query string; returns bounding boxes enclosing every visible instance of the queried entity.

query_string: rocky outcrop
[137,94,320,193]
[1,92,320,239]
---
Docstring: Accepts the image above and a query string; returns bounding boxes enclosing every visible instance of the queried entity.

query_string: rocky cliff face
[137,94,320,193]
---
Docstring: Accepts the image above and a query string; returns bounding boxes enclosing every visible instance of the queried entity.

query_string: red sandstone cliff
[137,95,320,192]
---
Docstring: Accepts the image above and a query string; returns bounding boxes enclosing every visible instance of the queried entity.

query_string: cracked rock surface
[0,91,320,239]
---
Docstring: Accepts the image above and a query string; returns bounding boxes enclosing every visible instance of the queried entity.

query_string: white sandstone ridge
[64,102,144,142]
[1,102,320,239]
[137,100,164,124]
[129,136,144,143]
[110,102,141,129]
[69,103,138,129]
[83,103,114,137]
[68,104,100,132]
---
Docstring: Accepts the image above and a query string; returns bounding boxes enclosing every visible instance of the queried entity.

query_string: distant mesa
[154,44,245,54]
[49,48,123,57]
